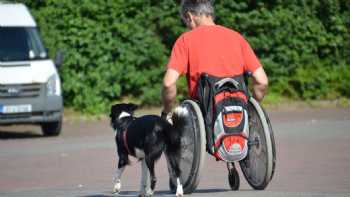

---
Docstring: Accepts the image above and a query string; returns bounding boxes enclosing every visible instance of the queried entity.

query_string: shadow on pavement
[192,188,229,193]
[0,130,43,139]
[78,195,114,197]
[79,189,229,197]
[78,191,136,197]
[79,190,168,197]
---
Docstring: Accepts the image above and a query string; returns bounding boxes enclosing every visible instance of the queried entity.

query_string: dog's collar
[119,112,131,119]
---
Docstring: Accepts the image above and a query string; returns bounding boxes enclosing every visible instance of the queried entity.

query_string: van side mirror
[54,50,64,69]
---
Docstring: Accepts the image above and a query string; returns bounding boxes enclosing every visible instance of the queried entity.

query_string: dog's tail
[164,106,188,148]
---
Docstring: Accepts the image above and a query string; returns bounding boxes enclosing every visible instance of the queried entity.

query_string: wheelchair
[168,90,276,193]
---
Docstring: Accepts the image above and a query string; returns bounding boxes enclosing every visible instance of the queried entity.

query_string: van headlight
[47,74,61,96]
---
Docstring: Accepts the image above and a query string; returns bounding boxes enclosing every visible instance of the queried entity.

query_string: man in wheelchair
[161,0,273,193]
[161,0,268,115]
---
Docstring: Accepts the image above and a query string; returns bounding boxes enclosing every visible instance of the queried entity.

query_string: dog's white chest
[119,112,131,119]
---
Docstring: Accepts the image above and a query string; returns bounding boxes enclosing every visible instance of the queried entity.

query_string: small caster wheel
[228,167,240,190]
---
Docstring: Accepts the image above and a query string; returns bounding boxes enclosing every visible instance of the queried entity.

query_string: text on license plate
[0,105,32,114]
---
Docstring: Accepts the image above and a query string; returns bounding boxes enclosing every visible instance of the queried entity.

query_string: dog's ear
[110,103,137,117]
[110,104,121,118]
[127,103,138,112]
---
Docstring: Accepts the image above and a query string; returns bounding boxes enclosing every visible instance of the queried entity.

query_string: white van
[0,3,63,136]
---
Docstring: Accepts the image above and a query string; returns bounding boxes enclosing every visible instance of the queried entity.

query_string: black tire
[228,167,240,191]
[262,107,277,181]
[41,118,62,136]
[168,100,206,194]
[239,98,276,190]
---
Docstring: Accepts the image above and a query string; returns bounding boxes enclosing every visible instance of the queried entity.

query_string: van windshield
[0,27,48,62]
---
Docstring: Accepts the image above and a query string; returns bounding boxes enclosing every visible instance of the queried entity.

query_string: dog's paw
[138,195,153,197]
[176,184,183,197]
[138,191,153,197]
[112,180,121,194]
[146,189,154,196]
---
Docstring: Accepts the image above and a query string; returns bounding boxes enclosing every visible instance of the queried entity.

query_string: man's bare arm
[162,69,180,114]
[251,67,268,102]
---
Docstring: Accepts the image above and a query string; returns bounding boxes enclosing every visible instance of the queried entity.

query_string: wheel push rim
[239,98,275,190]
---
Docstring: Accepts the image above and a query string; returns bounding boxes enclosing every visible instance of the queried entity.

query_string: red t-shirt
[167,25,262,98]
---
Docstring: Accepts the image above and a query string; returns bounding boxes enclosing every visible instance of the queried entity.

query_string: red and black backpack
[197,73,249,162]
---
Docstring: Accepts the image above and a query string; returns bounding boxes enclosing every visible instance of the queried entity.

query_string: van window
[0,27,48,62]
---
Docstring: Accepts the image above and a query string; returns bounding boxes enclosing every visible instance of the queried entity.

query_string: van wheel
[41,119,62,136]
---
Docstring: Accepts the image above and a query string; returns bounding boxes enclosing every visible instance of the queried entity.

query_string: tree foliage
[12,0,350,113]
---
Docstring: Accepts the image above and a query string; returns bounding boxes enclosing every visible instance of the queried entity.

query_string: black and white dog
[109,103,187,197]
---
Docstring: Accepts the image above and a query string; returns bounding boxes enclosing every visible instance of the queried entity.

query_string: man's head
[180,0,215,29]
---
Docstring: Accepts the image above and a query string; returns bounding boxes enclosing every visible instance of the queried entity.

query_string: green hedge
[14,0,350,113]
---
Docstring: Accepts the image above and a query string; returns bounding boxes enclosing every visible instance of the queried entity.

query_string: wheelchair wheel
[239,97,276,190]
[168,100,206,194]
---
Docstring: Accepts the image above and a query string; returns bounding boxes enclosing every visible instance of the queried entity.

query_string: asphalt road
[0,107,350,197]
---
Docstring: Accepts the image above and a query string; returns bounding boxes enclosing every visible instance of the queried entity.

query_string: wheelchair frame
[169,97,276,193]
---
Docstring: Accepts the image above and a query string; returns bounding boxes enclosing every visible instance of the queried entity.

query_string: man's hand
[161,111,169,120]
[161,110,173,124]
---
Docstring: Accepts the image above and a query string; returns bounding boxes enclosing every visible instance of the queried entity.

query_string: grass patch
[63,108,106,122]
[262,96,350,111]
[63,97,350,121]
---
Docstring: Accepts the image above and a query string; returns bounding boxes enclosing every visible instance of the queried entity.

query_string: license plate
[0,104,32,114]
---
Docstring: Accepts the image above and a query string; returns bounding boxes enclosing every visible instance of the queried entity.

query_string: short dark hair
[180,0,215,20]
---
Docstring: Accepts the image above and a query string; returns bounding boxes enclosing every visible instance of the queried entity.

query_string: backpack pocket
[213,92,249,162]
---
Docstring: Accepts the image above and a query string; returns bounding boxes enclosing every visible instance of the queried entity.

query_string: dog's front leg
[113,166,125,194]
[113,155,128,194]
[139,159,153,197]
[175,178,184,197]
